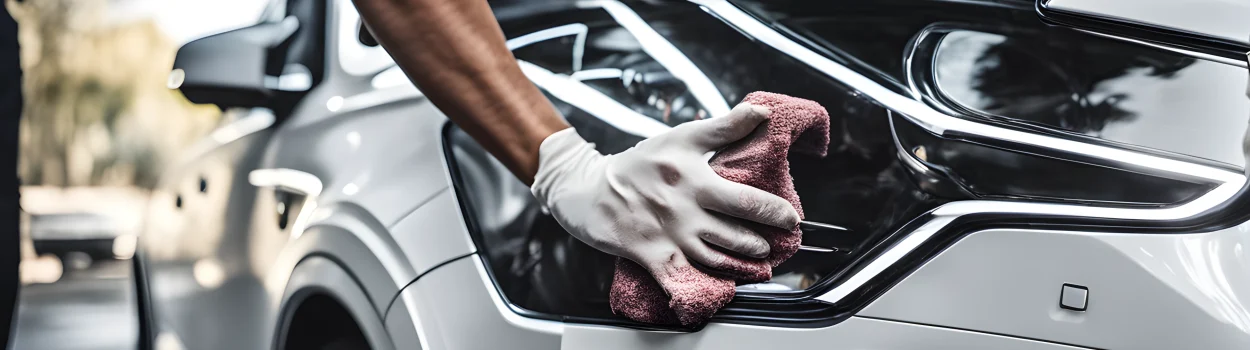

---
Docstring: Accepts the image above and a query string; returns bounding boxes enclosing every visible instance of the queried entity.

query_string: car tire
[320,337,370,350]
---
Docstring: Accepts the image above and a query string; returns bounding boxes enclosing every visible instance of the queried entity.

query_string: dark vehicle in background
[136,0,1250,349]
[30,213,127,268]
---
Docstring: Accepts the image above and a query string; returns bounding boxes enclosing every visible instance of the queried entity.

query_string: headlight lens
[449,0,1245,329]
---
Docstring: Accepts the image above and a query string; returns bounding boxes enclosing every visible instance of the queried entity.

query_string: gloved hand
[530,103,801,279]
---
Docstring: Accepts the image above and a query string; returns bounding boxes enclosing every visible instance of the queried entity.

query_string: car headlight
[447,0,1249,330]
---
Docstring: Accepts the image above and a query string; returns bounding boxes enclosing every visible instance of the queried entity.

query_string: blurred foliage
[9,0,222,189]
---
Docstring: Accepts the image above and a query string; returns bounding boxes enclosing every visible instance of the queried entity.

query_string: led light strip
[505,23,588,72]
[587,0,732,117]
[519,61,670,138]
[688,0,1248,304]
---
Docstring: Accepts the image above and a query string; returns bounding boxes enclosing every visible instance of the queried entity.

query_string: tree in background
[8,0,221,188]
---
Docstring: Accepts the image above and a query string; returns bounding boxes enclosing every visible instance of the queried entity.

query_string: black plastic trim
[133,250,155,350]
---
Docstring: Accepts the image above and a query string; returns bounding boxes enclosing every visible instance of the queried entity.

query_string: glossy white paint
[384,297,423,350]
[141,2,458,348]
[263,205,415,316]
[390,257,562,350]
[149,1,1250,349]
[334,0,393,76]
[562,317,1091,350]
[860,225,1250,349]
[387,256,1089,350]
[387,189,478,278]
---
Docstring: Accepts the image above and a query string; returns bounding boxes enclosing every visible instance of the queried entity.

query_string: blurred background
[6,0,266,348]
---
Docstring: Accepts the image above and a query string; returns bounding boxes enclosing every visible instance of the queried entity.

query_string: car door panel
[139,109,275,350]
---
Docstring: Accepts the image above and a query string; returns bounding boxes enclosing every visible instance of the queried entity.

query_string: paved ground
[12,260,138,350]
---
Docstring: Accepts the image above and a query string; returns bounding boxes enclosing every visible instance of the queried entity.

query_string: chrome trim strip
[799,245,837,253]
[801,220,850,232]
[1074,29,1248,68]
[819,216,956,303]
[689,0,1250,305]
[1043,0,1250,47]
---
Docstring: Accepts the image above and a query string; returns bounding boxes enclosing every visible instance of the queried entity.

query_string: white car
[137,0,1250,349]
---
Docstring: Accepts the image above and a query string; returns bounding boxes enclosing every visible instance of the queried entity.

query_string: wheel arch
[274,255,395,350]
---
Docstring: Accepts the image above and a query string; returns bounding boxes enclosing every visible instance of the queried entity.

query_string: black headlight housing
[446,0,1249,331]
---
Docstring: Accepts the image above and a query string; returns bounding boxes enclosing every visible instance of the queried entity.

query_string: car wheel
[320,337,370,350]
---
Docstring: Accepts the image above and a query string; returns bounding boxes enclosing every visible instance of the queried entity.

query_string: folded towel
[609,91,831,326]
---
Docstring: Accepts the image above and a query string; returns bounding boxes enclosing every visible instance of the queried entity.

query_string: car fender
[273,255,395,350]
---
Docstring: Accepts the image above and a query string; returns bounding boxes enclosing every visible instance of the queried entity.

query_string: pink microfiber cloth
[609,91,831,326]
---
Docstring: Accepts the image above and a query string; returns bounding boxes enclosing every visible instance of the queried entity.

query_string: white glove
[531,103,800,276]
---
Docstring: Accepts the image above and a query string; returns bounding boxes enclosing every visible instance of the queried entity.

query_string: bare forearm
[352,0,568,185]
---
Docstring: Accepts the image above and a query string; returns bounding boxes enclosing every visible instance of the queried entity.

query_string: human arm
[351,0,801,275]
[351,0,564,185]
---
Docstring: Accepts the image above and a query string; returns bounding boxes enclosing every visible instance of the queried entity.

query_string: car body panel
[383,297,422,350]
[140,110,275,349]
[388,189,477,280]
[860,225,1250,349]
[560,317,1091,350]
[276,256,394,350]
[138,1,460,348]
[389,256,562,350]
[386,254,1091,350]
[264,215,405,317]
[143,0,1250,348]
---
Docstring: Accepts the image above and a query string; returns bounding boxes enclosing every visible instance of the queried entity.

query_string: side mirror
[168,17,305,108]
[1037,0,1250,67]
